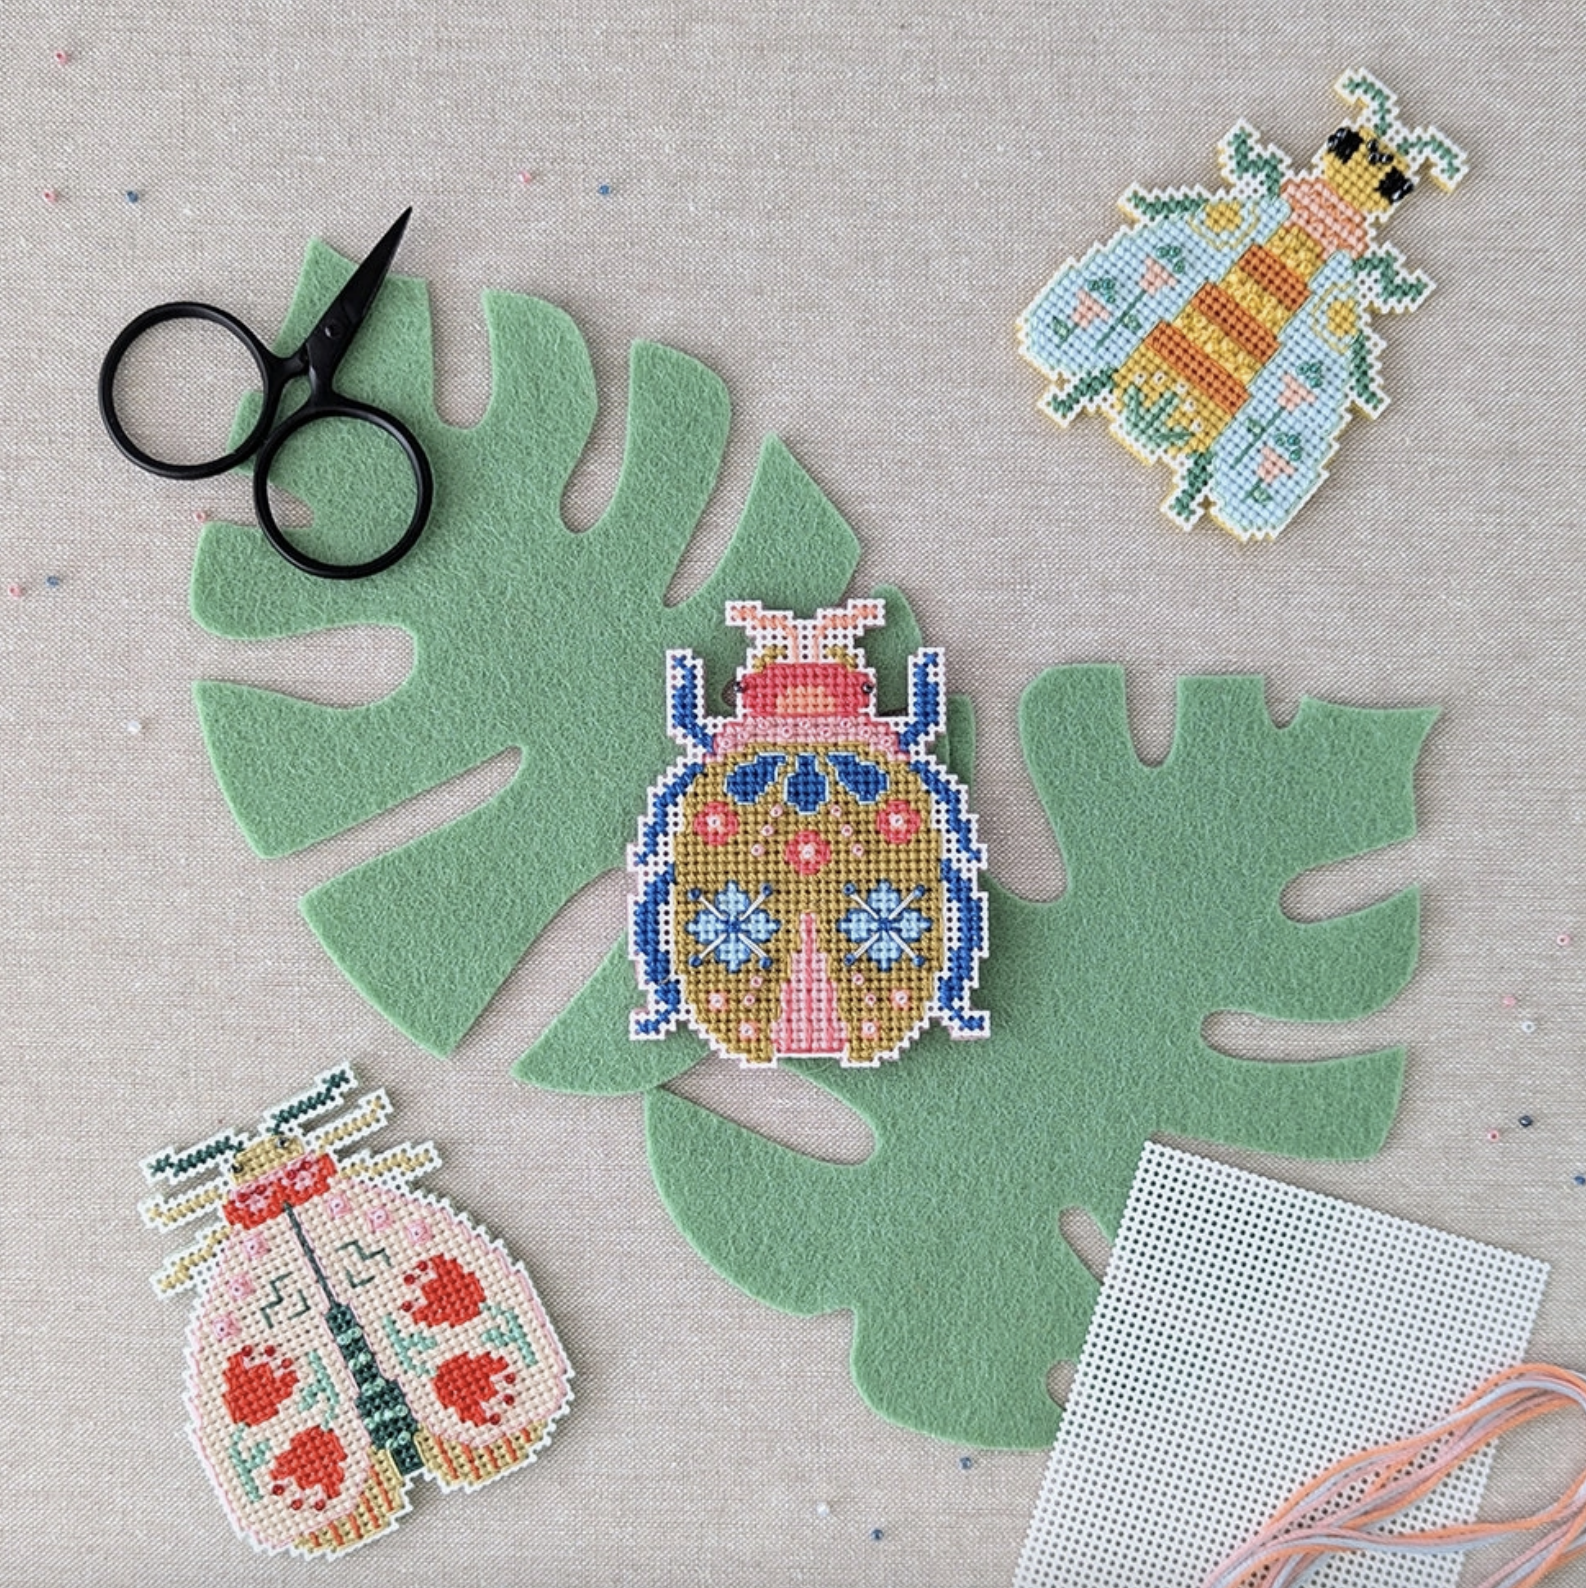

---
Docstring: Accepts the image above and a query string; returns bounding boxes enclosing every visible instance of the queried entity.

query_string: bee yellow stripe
[1190,284,1279,364]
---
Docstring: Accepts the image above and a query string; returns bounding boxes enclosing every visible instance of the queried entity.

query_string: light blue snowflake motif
[686,882,780,973]
[838,881,932,970]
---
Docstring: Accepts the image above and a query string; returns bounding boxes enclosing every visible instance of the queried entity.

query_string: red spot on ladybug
[404,1253,486,1327]
[877,800,922,844]
[692,801,739,845]
[222,1346,298,1426]
[433,1350,513,1427]
[269,1426,347,1507]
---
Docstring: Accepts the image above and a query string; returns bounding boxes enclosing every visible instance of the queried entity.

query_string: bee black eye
[860,680,875,695]
[1378,170,1414,204]
[1366,139,1392,167]
[1326,126,1362,162]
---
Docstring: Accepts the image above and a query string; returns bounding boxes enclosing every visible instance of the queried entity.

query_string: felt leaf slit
[530,663,1437,1447]
[194,242,867,1057]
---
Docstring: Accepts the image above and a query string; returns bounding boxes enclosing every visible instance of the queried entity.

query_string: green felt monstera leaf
[520,666,1434,1447]
[192,241,871,1058]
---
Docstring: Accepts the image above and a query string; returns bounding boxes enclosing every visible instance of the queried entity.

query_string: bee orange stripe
[1190,283,1279,363]
[1236,244,1309,311]
[1144,322,1247,418]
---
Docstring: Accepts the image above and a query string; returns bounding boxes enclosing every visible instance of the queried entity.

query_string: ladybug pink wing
[293,1174,572,1490]
[187,1220,413,1556]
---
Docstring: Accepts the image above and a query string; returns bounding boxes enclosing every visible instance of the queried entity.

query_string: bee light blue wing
[1203,251,1361,540]
[1018,196,1290,402]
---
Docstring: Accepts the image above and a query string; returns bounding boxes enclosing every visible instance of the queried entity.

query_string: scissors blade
[315,208,412,344]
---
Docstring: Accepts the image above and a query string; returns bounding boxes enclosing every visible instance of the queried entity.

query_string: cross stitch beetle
[140,1067,571,1557]
[1019,70,1466,541]
[631,597,988,1067]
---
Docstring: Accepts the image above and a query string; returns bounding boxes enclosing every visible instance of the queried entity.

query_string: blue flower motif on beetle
[839,882,932,970]
[687,882,780,972]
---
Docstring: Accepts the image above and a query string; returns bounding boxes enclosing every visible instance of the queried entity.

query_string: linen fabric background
[2,2,1582,1583]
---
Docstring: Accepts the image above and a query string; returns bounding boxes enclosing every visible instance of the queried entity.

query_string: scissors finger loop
[251,400,432,581]
[98,301,289,481]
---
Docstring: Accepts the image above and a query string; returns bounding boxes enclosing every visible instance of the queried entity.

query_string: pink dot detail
[517,170,533,184]
[852,973,864,987]
[193,508,212,523]
[750,844,764,857]
[42,189,57,204]
[861,1020,879,1039]
[406,1219,431,1243]
[211,1313,239,1341]
[742,994,755,1008]
[852,844,864,858]
[738,1020,758,1040]
[1501,995,1517,1008]
[324,1193,350,1218]
[367,1205,391,1230]
[750,975,763,989]
[864,994,877,1007]
[1486,1129,1501,1143]
[6,584,21,599]
[227,1273,255,1301]
[241,1232,269,1258]
[708,991,727,1010]
[53,49,69,65]
[890,988,909,1008]
[1559,934,1573,948]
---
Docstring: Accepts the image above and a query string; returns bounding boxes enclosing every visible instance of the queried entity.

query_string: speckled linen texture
[1,3,1583,1585]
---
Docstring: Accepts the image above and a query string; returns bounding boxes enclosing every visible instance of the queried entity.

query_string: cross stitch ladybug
[630,598,987,1067]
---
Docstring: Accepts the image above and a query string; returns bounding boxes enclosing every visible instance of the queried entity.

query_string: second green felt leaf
[521,666,1435,1448]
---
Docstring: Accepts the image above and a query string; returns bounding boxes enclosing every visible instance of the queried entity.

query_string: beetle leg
[898,649,944,752]
[631,861,685,1037]
[666,651,714,752]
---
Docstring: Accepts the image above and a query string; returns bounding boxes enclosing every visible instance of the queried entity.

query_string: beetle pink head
[726,599,885,721]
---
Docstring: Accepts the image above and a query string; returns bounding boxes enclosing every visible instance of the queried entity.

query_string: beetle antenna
[1335,70,1401,139]
[267,1065,359,1133]
[810,599,886,660]
[726,601,805,655]
[143,1129,247,1185]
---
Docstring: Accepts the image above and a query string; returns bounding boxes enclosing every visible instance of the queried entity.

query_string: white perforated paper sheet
[1015,1143,1549,1588]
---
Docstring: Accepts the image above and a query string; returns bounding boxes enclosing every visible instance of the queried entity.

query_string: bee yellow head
[1322,71,1467,216]
[231,1131,308,1184]
[1319,125,1416,217]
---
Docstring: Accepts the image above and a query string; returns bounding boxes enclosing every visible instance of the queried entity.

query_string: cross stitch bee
[1018,70,1466,540]
[630,598,987,1067]
[140,1068,571,1556]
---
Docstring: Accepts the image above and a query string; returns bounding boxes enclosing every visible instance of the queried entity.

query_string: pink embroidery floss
[1203,1363,1586,1588]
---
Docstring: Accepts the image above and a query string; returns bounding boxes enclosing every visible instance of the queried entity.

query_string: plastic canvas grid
[1014,1143,1548,1588]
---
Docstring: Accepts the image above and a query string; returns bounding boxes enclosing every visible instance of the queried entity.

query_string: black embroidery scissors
[98,209,433,580]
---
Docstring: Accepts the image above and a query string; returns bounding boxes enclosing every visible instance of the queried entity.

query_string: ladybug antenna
[142,1128,248,1185]
[267,1065,358,1134]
